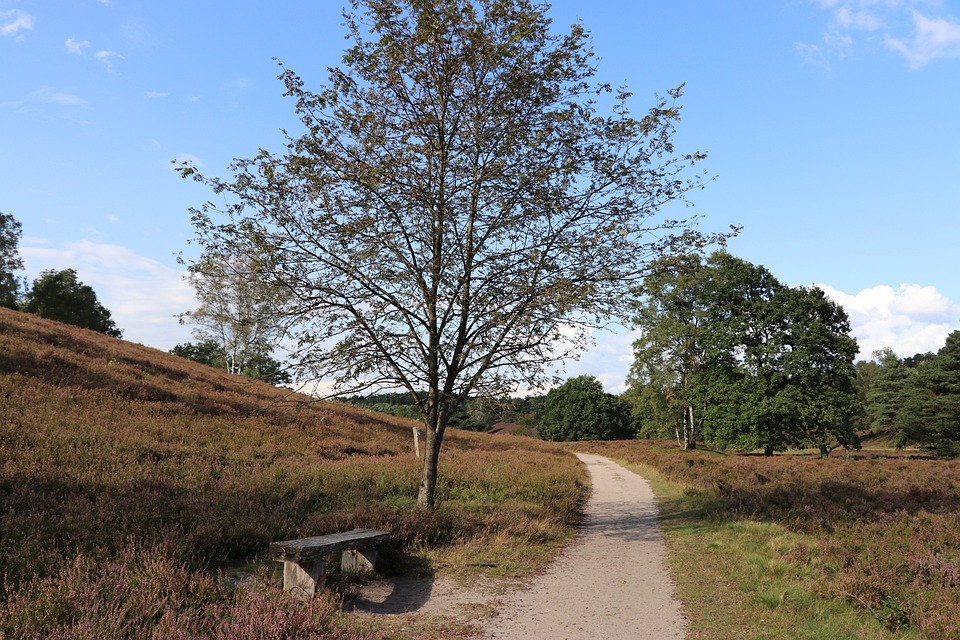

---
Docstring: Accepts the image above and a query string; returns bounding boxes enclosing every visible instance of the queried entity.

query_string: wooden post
[413,427,423,458]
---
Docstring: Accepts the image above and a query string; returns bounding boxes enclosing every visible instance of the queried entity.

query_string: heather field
[575,440,960,639]
[0,308,585,639]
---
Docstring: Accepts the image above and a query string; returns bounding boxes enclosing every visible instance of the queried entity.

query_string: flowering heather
[0,308,584,638]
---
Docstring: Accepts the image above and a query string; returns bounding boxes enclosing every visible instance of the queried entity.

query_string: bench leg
[342,548,378,573]
[283,559,326,597]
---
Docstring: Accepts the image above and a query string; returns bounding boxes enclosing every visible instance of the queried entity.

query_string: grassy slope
[0,308,585,639]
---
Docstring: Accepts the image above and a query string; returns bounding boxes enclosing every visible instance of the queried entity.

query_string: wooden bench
[269,528,391,596]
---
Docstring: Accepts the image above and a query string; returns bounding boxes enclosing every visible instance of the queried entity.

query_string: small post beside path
[413,427,423,458]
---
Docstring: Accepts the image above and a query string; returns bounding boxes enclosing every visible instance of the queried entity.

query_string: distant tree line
[0,212,122,337]
[169,339,292,386]
[860,334,960,457]
[343,392,543,432]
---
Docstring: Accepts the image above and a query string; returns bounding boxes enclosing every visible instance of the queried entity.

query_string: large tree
[180,0,725,507]
[697,254,860,455]
[0,212,24,309]
[628,254,708,449]
[630,252,861,455]
[22,269,122,338]
[537,375,633,442]
[896,331,960,457]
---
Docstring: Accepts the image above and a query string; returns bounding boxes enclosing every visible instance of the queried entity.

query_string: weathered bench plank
[270,528,391,563]
[269,528,391,597]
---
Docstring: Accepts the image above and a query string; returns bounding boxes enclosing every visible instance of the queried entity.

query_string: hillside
[0,307,584,639]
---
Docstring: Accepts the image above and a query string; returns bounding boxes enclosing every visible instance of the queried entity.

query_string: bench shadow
[342,553,436,614]
[343,575,436,614]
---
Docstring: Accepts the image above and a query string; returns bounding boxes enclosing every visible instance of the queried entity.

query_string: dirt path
[349,453,687,639]
[481,453,687,639]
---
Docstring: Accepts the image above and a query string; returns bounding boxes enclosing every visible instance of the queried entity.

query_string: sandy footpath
[481,453,687,639]
[349,453,687,639]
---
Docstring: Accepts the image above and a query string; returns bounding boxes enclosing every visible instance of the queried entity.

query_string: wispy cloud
[818,283,960,359]
[1,8,34,39]
[94,49,125,72]
[31,87,87,106]
[804,1,960,68]
[885,10,960,67]
[65,37,90,55]
[19,239,196,351]
[144,91,169,99]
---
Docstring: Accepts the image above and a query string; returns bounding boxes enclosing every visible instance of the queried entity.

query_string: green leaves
[537,375,633,442]
[21,269,122,338]
[183,0,730,506]
[629,252,862,455]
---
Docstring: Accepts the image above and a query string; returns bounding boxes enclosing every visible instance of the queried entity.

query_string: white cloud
[95,50,125,72]
[552,325,640,395]
[807,1,960,67]
[144,91,169,99]
[31,87,87,106]
[65,37,91,55]
[817,283,960,359]
[19,240,196,351]
[1,8,33,39]
[885,10,960,67]
[836,6,885,31]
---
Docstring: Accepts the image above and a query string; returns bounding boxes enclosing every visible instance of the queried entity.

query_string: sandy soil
[348,453,688,639]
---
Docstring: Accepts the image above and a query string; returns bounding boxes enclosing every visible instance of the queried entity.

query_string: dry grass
[0,308,585,639]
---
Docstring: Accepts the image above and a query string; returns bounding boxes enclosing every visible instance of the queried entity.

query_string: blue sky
[3,0,959,393]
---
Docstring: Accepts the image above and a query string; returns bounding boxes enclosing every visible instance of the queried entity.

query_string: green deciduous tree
[628,254,707,449]
[697,254,861,455]
[0,212,24,309]
[630,252,862,455]
[22,269,122,338]
[537,375,633,441]
[179,0,727,507]
[170,339,293,385]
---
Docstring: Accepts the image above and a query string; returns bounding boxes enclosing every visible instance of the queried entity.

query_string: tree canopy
[537,375,633,441]
[865,332,960,457]
[180,252,290,379]
[22,269,122,338]
[0,212,24,309]
[170,339,293,385]
[628,254,707,449]
[629,252,861,456]
[179,0,727,507]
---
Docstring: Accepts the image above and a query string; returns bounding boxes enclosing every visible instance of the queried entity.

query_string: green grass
[571,441,952,639]
[634,460,916,639]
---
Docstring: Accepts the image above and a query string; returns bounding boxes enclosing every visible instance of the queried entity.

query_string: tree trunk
[416,401,448,509]
[417,427,440,508]
[683,405,697,450]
